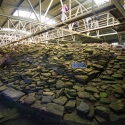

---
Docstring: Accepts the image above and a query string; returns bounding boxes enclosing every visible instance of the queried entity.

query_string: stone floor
[0,43,125,125]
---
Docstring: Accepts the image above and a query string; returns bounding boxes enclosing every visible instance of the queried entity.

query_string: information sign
[72,62,86,69]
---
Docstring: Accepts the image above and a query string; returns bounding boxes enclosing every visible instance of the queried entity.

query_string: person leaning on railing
[93,14,100,28]
[86,17,92,30]
[73,21,79,31]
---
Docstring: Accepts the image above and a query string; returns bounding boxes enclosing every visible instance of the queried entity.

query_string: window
[13,10,56,25]
[94,0,110,6]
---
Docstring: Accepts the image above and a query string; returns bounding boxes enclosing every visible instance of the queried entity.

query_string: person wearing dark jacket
[73,21,79,31]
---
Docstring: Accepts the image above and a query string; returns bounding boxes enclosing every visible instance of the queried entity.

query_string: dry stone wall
[0,43,125,125]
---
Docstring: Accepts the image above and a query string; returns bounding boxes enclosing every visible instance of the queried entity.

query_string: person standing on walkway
[86,17,92,30]
[86,17,92,35]
[94,14,100,28]
[73,21,79,31]
[61,4,68,22]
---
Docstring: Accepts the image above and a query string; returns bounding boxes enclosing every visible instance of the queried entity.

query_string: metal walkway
[0,0,125,46]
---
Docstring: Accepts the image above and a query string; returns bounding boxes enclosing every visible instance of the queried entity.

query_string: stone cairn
[0,43,125,125]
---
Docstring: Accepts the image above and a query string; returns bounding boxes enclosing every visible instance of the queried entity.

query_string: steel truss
[0,0,122,46]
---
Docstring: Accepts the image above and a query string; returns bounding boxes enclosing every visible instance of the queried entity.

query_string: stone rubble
[0,43,125,125]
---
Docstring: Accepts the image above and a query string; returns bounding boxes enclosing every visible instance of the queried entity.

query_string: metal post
[100,30,106,41]
[19,21,20,35]
[20,22,26,32]
[7,19,9,29]
[68,0,72,29]
[107,12,109,25]
[13,23,19,34]
[39,0,41,22]
[96,30,99,38]
[72,35,75,41]
[92,0,94,13]
[75,6,80,17]
[112,17,114,26]
[9,19,19,33]
[69,0,71,19]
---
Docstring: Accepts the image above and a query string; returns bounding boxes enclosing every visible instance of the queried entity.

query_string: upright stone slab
[31,101,64,119]
[76,101,89,114]
[64,111,95,125]
[75,75,88,84]
[1,87,25,101]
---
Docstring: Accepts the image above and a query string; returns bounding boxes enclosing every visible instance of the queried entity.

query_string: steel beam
[39,0,41,22]
[11,0,44,29]
[57,5,115,26]
[43,0,53,20]
[0,1,119,46]
[75,0,88,12]
[111,0,125,17]
[34,0,44,8]
[2,4,116,46]
[92,32,117,37]
[60,0,63,6]
[22,0,95,32]
[27,0,39,22]
[69,0,71,19]
[1,0,25,27]
[55,28,102,40]
[9,22,111,44]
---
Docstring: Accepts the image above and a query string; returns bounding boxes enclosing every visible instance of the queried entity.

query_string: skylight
[94,0,110,6]
[13,10,56,25]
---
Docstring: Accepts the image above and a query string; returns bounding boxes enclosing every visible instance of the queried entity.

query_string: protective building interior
[0,0,125,125]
